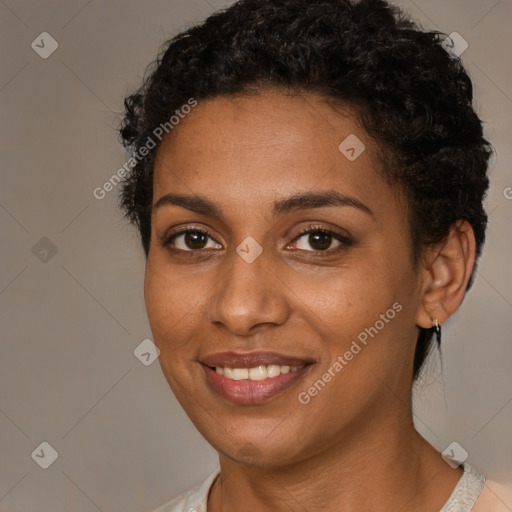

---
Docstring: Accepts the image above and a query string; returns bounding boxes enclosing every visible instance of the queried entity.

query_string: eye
[160,225,352,255]
[290,227,352,253]
[161,228,222,252]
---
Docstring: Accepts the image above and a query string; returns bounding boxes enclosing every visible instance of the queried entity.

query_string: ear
[415,220,476,329]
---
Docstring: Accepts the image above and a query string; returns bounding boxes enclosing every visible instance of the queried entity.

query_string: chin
[212,431,307,468]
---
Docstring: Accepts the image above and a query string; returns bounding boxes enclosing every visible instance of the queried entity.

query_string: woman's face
[145,90,425,466]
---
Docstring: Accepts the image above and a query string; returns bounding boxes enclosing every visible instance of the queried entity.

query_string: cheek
[144,262,170,336]
[297,252,417,384]
[296,258,402,334]
[144,253,199,325]
[144,262,202,401]
[143,258,192,355]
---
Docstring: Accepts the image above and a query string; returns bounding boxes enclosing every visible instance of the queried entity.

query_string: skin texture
[144,90,476,511]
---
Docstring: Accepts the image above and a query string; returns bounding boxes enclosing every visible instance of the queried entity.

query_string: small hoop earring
[433,318,442,345]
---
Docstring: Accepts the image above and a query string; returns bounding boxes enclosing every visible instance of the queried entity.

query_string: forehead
[152,90,402,216]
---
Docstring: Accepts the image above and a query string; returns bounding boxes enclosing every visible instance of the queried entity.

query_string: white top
[151,462,486,512]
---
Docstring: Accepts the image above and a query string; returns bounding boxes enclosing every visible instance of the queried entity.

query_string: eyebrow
[153,190,374,218]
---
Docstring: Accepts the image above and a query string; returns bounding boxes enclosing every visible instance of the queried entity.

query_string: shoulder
[149,471,219,512]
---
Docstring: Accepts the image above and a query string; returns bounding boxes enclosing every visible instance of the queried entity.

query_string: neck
[208,402,463,512]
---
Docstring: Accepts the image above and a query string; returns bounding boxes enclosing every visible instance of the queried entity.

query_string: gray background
[0,1,511,511]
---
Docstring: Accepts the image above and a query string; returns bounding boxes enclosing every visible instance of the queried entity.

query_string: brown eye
[291,228,351,253]
[307,232,334,251]
[164,229,222,251]
[183,232,208,250]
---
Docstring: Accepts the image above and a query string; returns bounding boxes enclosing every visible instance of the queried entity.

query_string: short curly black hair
[118,0,492,381]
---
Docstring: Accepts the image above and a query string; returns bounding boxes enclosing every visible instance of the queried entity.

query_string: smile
[214,364,305,381]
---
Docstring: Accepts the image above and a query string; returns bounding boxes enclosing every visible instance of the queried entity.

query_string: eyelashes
[161,228,221,252]
[287,226,352,253]
[159,224,353,256]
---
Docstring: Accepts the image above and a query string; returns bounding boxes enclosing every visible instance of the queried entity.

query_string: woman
[118,0,497,510]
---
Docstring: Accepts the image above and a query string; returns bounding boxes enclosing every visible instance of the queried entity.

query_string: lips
[201,351,313,368]
[200,351,314,405]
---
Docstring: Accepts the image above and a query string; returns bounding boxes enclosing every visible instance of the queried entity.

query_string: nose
[207,247,290,336]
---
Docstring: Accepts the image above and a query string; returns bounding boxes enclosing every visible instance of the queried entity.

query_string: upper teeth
[216,365,304,381]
